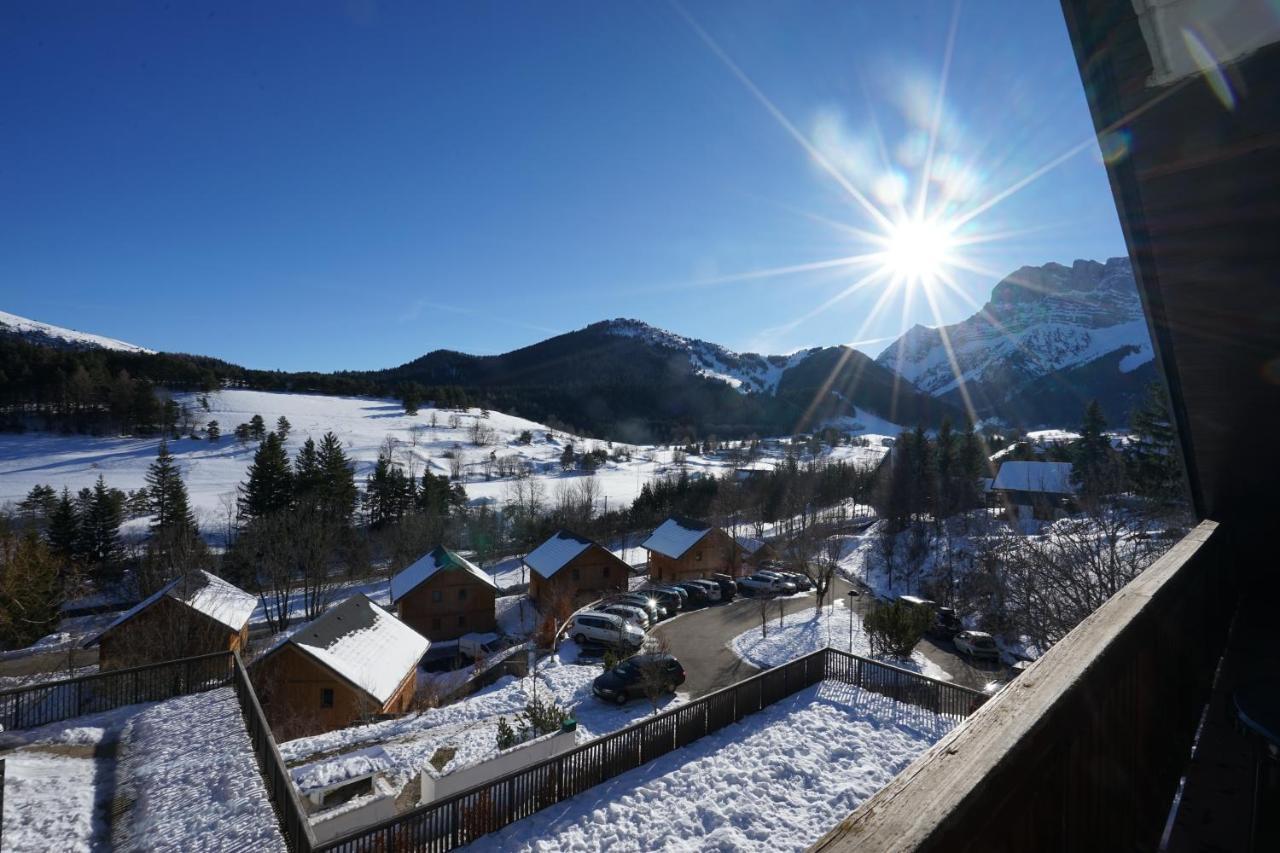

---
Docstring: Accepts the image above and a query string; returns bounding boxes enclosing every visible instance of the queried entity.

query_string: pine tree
[401,386,421,416]
[560,442,576,472]
[275,415,291,441]
[0,529,66,648]
[146,440,198,538]
[249,414,266,440]
[293,437,322,508]
[316,432,357,522]
[1127,382,1185,505]
[239,433,294,521]
[47,487,81,560]
[207,420,220,442]
[161,398,181,438]
[82,474,122,569]
[18,484,58,522]
[1072,400,1118,500]
[234,422,251,444]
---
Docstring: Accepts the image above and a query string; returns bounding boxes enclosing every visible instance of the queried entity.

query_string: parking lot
[634,577,1003,697]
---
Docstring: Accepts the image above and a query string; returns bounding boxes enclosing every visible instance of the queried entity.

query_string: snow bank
[729,602,949,681]
[465,681,956,852]
[0,752,104,851]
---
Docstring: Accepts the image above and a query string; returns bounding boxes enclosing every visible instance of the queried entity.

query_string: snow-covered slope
[602,318,816,395]
[0,309,152,353]
[876,258,1156,424]
[0,389,892,539]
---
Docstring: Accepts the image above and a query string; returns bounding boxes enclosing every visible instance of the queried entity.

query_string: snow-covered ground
[0,388,891,540]
[465,681,955,852]
[730,601,949,682]
[0,687,285,852]
[282,647,687,799]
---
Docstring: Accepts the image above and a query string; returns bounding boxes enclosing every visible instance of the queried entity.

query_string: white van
[566,611,644,650]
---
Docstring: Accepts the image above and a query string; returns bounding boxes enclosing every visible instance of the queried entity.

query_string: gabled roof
[522,529,610,579]
[84,570,257,648]
[992,461,1075,495]
[272,594,429,705]
[642,516,715,560]
[390,546,495,603]
[734,535,772,555]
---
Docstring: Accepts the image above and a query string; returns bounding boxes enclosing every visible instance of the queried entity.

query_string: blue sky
[1,1,1126,371]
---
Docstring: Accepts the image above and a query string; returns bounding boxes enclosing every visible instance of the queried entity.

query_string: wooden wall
[648,528,744,582]
[98,596,247,671]
[252,643,417,740]
[397,570,496,642]
[528,544,628,606]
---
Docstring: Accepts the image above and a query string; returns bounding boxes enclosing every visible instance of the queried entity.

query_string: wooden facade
[527,542,628,606]
[252,642,417,740]
[97,596,249,671]
[396,568,497,642]
[648,526,746,583]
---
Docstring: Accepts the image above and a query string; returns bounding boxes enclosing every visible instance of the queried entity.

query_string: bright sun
[881,217,956,285]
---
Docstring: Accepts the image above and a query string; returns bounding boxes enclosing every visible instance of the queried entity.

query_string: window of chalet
[572,567,581,580]
[321,687,334,708]
[602,564,610,576]
[458,588,467,600]
[695,551,703,561]
[432,590,443,602]
[458,615,466,627]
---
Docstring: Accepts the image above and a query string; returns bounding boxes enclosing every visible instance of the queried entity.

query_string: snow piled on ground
[0,688,284,852]
[0,752,104,851]
[466,681,954,852]
[283,650,687,796]
[730,601,949,682]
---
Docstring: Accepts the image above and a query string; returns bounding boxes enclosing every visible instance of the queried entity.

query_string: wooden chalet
[252,594,429,739]
[84,570,257,671]
[523,529,629,606]
[390,546,497,642]
[642,516,747,582]
[991,461,1075,520]
[735,535,781,569]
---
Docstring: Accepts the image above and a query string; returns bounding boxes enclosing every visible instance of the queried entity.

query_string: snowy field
[730,601,950,682]
[0,388,891,540]
[283,646,687,799]
[465,681,955,852]
[0,687,285,852]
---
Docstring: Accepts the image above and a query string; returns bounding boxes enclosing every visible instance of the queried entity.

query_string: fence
[229,652,318,853]
[315,648,984,853]
[0,651,234,732]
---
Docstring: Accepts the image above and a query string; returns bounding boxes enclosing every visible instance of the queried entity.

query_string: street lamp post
[847,589,859,653]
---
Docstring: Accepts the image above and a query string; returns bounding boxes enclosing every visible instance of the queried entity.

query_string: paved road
[649,577,1002,697]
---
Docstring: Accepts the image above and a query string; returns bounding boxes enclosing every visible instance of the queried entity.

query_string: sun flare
[881,217,956,286]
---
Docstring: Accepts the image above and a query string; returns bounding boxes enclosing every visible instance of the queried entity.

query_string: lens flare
[882,217,956,284]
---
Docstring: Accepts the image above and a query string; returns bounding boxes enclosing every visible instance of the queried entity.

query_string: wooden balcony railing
[811,519,1231,853]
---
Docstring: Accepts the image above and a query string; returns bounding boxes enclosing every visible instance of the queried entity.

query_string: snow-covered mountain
[0,309,152,353]
[876,258,1156,426]
[599,318,816,395]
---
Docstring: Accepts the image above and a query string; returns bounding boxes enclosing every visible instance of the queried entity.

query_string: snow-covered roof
[280,594,429,705]
[642,517,714,559]
[390,546,495,603]
[735,535,771,555]
[992,461,1075,495]
[523,529,598,579]
[84,570,257,648]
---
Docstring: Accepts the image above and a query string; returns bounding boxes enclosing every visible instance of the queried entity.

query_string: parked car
[954,630,999,660]
[931,606,963,641]
[459,632,507,660]
[652,583,690,606]
[739,573,795,595]
[567,611,644,650]
[600,603,653,630]
[708,574,738,601]
[684,579,722,603]
[755,571,799,594]
[617,593,668,621]
[592,653,686,705]
[674,581,712,606]
[643,587,685,613]
[773,570,812,591]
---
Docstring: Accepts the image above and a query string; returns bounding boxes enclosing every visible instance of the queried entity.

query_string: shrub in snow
[864,600,932,659]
